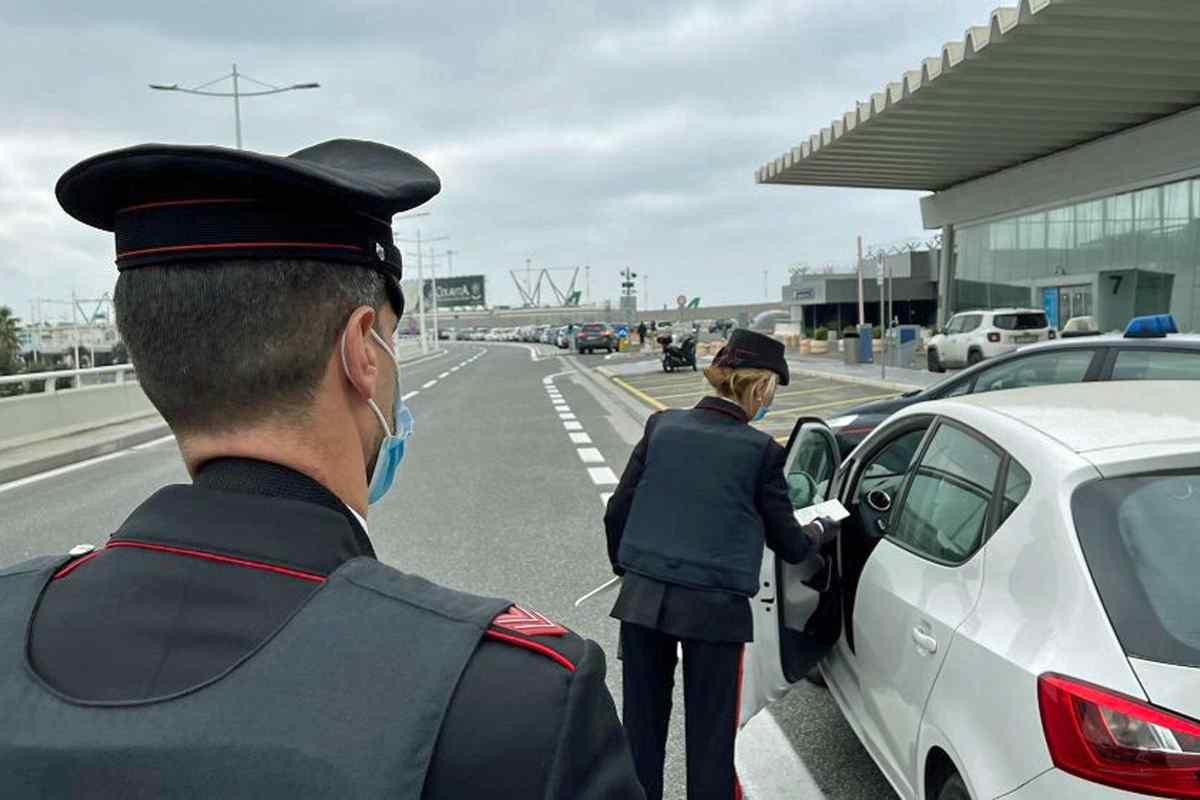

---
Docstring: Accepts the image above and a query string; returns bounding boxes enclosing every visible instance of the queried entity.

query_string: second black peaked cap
[712,328,790,386]
[55,139,441,317]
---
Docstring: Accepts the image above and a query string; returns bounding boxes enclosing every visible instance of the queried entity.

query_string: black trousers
[620,622,744,800]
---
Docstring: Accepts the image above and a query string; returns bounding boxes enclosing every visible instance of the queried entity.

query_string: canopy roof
[756,0,1200,192]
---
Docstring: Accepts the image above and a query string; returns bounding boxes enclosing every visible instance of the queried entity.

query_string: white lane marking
[401,391,419,401]
[422,380,437,389]
[736,710,826,800]
[600,492,613,507]
[563,421,584,431]
[0,450,133,494]
[438,371,450,379]
[131,434,176,450]
[558,413,577,420]
[451,366,460,372]
[554,405,571,412]
[587,467,618,485]
[577,448,604,464]
[569,432,592,444]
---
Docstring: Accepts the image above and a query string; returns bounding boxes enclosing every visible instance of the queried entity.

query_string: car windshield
[1072,472,1200,667]
[582,324,605,333]
[993,313,1047,330]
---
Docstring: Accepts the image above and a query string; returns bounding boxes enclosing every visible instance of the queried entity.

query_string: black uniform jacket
[604,397,814,643]
[26,458,643,799]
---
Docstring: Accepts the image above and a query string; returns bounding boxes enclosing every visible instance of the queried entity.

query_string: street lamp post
[396,226,448,354]
[150,64,319,149]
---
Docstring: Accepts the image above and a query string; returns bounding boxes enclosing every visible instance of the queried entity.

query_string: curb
[0,421,171,486]
[787,367,922,394]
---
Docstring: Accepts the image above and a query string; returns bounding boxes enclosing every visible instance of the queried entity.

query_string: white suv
[926,308,1054,372]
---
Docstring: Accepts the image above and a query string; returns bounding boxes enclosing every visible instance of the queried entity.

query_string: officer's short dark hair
[114,259,388,434]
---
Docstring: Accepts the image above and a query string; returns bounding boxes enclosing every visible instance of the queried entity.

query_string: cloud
[0,0,1005,312]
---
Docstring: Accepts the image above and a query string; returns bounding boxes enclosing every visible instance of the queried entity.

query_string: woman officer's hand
[805,516,841,547]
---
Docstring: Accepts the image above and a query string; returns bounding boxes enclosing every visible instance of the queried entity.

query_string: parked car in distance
[575,322,615,354]
[926,308,1054,372]
[829,315,1200,452]
[770,380,1200,800]
[555,326,570,349]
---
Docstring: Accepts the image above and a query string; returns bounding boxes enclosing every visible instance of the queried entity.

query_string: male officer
[0,140,644,799]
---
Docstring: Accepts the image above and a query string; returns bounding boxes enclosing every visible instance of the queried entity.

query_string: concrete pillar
[937,224,955,328]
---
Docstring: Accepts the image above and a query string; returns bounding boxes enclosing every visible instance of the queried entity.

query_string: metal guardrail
[0,364,138,393]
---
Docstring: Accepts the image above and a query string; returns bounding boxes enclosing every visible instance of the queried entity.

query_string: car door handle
[911,627,938,655]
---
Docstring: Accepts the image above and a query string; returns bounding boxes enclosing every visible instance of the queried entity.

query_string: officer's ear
[340,305,383,402]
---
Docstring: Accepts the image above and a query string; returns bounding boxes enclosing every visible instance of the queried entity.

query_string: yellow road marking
[625,379,705,393]
[612,377,669,411]
[765,393,897,418]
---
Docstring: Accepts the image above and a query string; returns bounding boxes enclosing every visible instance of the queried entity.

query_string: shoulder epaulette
[484,605,575,672]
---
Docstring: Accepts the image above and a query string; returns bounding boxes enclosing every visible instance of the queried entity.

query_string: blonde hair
[703,364,777,412]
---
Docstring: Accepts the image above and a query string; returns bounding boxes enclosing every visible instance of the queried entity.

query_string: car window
[1073,472,1200,667]
[942,380,971,398]
[997,459,1031,529]
[785,424,839,508]
[994,312,1048,330]
[855,428,926,502]
[944,316,963,335]
[889,424,1000,564]
[972,350,1095,394]
[1111,349,1200,381]
[961,314,983,333]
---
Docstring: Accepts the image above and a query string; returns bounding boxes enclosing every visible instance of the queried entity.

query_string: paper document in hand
[793,499,850,527]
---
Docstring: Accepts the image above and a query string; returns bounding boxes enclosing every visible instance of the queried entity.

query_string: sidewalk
[0,345,446,486]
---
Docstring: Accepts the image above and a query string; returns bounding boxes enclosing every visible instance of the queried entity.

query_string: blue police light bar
[1124,314,1179,338]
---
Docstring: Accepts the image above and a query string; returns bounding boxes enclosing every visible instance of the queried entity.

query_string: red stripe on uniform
[105,540,326,583]
[484,629,576,672]
[116,241,364,260]
[52,551,100,580]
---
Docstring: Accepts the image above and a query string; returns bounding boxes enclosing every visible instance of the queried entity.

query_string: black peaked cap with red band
[54,139,441,318]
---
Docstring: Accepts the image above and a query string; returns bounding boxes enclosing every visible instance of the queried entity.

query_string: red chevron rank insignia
[491,604,567,637]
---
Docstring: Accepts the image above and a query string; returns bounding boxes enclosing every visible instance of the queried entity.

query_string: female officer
[603,328,837,800]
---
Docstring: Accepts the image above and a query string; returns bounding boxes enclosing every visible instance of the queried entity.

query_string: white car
[927,308,1055,372]
[748,381,1200,800]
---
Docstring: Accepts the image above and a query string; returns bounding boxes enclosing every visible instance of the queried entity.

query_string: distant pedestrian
[637,320,647,346]
[604,329,839,800]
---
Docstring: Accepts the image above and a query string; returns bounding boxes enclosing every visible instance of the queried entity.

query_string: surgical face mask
[341,327,414,505]
[752,386,774,422]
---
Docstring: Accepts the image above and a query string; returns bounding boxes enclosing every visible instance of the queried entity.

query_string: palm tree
[0,305,21,371]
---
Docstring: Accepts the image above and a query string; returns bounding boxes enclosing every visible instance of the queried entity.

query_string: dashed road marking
[564,421,584,431]
[587,467,618,486]
[577,447,604,463]
[559,413,577,420]
[438,372,450,379]
[554,404,571,412]
[422,380,437,389]
[401,391,419,401]
[569,432,592,444]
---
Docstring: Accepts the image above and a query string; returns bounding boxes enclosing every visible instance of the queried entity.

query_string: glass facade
[953,177,1200,332]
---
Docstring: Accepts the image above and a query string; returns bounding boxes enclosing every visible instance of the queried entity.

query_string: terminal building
[758,0,1200,333]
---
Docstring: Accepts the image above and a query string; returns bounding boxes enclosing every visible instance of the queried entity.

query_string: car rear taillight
[987,332,1001,343]
[1039,673,1200,797]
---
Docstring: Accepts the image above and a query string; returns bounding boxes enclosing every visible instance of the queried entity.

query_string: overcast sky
[1,0,1004,319]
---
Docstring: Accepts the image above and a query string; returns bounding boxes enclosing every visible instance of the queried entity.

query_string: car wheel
[967,349,983,366]
[927,349,944,373]
[935,771,970,800]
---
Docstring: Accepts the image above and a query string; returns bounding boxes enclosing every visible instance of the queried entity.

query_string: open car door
[740,417,842,726]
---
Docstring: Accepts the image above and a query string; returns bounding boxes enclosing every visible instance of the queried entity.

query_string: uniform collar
[695,395,749,423]
[110,458,376,577]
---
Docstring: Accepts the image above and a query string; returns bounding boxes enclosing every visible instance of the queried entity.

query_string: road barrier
[1,365,155,449]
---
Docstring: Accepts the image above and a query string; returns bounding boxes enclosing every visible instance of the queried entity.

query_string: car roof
[932,381,1200,456]
[953,307,1044,316]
